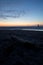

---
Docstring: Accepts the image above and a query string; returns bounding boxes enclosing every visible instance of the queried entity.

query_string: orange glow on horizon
[0,22,43,26]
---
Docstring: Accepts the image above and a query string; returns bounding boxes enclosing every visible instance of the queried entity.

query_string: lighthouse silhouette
[37,24,39,27]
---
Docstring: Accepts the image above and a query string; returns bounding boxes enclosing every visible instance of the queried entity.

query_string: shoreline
[0,30,43,44]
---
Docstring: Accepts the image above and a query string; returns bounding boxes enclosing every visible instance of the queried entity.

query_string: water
[0,26,43,31]
[22,29,43,31]
[10,26,43,31]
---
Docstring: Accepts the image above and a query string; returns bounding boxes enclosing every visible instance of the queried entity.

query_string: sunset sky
[0,0,43,26]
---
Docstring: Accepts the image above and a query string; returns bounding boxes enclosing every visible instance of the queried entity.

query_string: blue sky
[0,0,43,26]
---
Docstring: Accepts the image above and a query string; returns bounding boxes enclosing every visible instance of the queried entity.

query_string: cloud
[0,9,25,19]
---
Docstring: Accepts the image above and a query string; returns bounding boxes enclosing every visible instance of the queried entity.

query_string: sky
[0,0,43,26]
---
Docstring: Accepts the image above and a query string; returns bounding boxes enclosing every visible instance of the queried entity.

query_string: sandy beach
[0,30,43,65]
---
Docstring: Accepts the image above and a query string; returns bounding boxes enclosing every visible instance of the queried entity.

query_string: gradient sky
[0,0,43,26]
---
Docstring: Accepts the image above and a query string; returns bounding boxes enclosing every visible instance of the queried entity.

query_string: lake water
[22,29,43,31]
[0,26,43,31]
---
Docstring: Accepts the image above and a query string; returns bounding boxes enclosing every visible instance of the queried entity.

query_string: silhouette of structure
[37,24,39,27]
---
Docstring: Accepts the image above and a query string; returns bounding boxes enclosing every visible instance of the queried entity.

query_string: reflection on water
[22,29,43,31]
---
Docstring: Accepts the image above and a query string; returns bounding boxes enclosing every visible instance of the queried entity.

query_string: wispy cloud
[0,9,25,19]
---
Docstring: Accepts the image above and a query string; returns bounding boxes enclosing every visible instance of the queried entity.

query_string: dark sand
[0,30,43,65]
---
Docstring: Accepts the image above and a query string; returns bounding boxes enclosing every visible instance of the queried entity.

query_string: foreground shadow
[0,35,43,65]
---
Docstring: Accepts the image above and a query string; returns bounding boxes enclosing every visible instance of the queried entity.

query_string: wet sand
[0,30,43,65]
